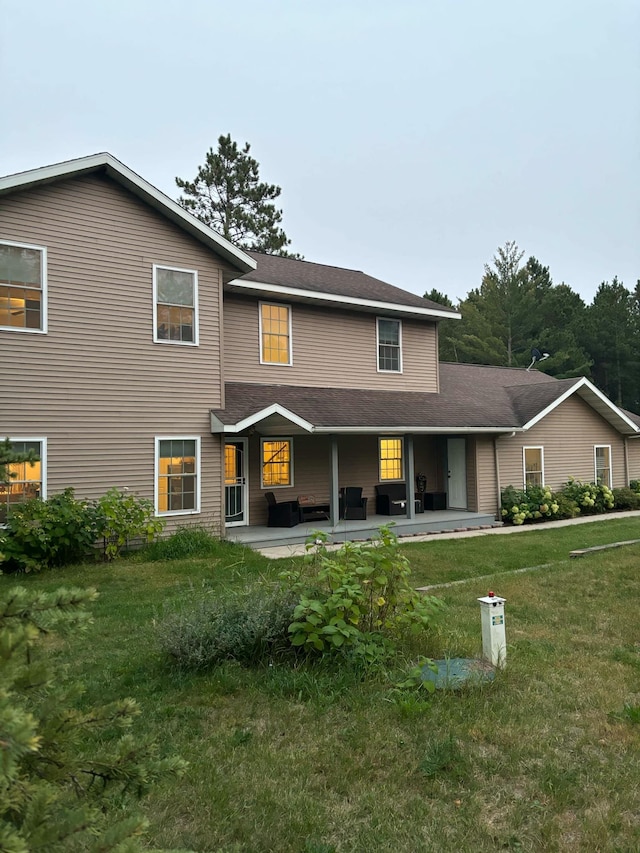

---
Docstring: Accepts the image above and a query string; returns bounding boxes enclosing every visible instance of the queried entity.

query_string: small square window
[153,265,198,345]
[0,241,47,333]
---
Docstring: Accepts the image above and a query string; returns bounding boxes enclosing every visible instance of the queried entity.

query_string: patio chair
[264,492,301,527]
[339,486,368,520]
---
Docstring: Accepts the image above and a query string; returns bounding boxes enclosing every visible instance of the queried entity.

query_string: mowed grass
[5,519,640,852]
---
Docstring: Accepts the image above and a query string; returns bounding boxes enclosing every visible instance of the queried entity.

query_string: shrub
[612,487,640,511]
[96,487,165,560]
[552,491,581,519]
[157,585,298,669]
[500,484,560,525]
[0,488,101,572]
[280,526,445,663]
[559,478,614,514]
[630,480,640,495]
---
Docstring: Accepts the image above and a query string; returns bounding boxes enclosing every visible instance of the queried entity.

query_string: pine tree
[176,134,301,257]
[0,586,187,851]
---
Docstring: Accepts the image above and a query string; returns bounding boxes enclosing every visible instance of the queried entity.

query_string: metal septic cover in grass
[421,658,495,689]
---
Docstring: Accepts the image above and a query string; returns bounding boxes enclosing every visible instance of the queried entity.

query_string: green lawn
[5,518,640,852]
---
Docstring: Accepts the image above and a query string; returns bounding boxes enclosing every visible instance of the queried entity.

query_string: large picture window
[594,445,611,487]
[260,302,291,364]
[156,437,200,514]
[379,437,403,481]
[153,265,198,345]
[0,438,46,524]
[377,318,402,372]
[261,438,293,487]
[0,241,47,332]
[523,446,544,488]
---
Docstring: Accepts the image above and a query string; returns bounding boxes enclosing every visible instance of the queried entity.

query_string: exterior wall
[466,437,478,512]
[475,436,499,516]
[0,174,229,531]
[627,438,640,482]
[223,294,439,392]
[497,395,627,492]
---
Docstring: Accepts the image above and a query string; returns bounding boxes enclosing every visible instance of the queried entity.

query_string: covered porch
[225,508,499,550]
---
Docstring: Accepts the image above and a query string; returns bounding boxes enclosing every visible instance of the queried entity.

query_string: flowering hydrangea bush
[501,485,560,525]
[501,478,616,526]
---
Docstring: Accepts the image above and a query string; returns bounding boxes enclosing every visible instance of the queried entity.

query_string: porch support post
[405,434,415,519]
[330,435,340,527]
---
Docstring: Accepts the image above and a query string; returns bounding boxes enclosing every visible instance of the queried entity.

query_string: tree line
[426,242,640,413]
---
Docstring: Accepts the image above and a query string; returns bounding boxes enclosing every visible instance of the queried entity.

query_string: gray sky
[2,0,638,304]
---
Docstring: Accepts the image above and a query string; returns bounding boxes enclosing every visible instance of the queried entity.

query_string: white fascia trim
[227,278,461,320]
[312,425,523,435]
[0,153,256,273]
[521,376,640,433]
[220,404,315,434]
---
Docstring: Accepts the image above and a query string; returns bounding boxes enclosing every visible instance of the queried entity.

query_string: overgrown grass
[4,520,640,852]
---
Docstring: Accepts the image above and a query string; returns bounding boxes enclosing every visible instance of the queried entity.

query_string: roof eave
[225,278,461,320]
[0,153,256,274]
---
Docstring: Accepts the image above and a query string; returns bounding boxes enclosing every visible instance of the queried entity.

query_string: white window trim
[154,435,201,516]
[260,436,294,489]
[378,436,405,482]
[258,301,293,366]
[376,316,403,373]
[152,264,199,346]
[594,444,612,487]
[0,437,47,526]
[523,446,545,489]
[0,240,48,334]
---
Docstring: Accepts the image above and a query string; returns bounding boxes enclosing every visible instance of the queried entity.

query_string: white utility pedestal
[477,591,507,668]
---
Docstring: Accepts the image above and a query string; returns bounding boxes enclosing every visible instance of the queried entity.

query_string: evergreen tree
[176,134,301,257]
[423,288,455,308]
[0,586,186,851]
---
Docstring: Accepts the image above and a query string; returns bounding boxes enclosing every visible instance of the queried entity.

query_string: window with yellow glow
[0,440,43,524]
[225,444,239,484]
[379,438,403,481]
[157,438,199,514]
[260,303,291,364]
[0,241,45,332]
[523,447,544,487]
[261,439,292,487]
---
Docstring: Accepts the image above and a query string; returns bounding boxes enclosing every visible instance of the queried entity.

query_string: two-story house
[2,153,639,545]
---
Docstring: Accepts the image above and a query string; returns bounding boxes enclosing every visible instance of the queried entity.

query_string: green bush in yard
[560,478,615,514]
[280,526,444,663]
[0,488,101,573]
[158,585,298,669]
[611,487,640,510]
[142,524,222,561]
[500,484,560,525]
[96,487,165,561]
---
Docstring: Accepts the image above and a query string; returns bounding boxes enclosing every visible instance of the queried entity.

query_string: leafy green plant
[280,526,444,663]
[157,585,298,669]
[142,524,222,561]
[419,735,463,778]
[500,484,560,525]
[96,487,165,561]
[612,487,640,510]
[0,488,101,572]
[629,480,640,494]
[0,585,186,851]
[560,478,614,514]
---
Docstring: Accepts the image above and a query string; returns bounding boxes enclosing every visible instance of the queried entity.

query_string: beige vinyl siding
[497,395,626,491]
[627,438,640,483]
[476,436,499,515]
[466,437,478,512]
[0,173,228,531]
[224,295,439,392]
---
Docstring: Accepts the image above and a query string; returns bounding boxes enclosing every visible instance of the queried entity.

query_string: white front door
[447,438,467,509]
[224,439,248,526]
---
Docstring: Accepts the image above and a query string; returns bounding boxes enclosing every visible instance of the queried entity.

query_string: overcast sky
[2,0,638,304]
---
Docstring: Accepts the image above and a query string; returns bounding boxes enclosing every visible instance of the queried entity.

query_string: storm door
[446,437,468,509]
[224,439,248,526]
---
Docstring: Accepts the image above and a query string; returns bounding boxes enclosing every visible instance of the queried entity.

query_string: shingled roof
[211,364,640,435]
[225,251,460,318]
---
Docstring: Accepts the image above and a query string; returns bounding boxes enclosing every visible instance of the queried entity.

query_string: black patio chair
[265,492,301,527]
[339,486,368,520]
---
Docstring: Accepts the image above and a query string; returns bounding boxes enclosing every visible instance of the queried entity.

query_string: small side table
[422,491,447,511]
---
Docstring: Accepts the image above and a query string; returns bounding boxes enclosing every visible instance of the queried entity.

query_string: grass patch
[4,522,640,851]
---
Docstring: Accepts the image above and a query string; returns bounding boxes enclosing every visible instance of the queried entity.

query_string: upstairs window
[260,302,291,364]
[377,318,402,372]
[0,241,47,333]
[595,445,611,487]
[261,438,293,487]
[0,439,45,524]
[523,446,544,488]
[153,265,198,345]
[379,438,403,481]
[156,437,200,514]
